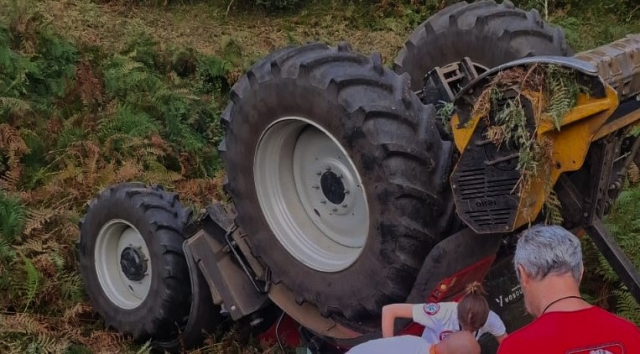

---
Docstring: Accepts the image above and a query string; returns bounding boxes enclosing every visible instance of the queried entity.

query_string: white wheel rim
[95,219,152,309]
[254,117,370,272]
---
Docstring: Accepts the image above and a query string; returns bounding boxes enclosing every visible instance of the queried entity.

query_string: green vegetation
[0,0,639,352]
[599,184,640,323]
[0,0,230,352]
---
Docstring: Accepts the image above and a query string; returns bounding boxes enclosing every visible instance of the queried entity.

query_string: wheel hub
[320,170,346,205]
[120,247,147,281]
[254,117,370,273]
[95,219,152,309]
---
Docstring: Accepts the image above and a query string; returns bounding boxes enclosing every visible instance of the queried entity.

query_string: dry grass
[41,0,406,69]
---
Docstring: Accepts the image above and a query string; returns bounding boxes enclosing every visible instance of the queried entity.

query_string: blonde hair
[456,282,490,332]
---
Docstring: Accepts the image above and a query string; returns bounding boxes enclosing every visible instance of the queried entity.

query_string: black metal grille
[452,142,522,234]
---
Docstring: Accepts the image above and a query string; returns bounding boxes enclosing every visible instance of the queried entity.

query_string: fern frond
[0,192,27,243]
[49,252,65,272]
[0,238,16,265]
[0,97,32,116]
[0,313,48,335]
[136,341,153,354]
[628,162,640,186]
[612,288,640,325]
[62,303,91,322]
[58,272,83,303]
[0,169,21,191]
[543,65,584,130]
[543,190,564,225]
[22,257,40,311]
[0,124,29,157]
[113,160,143,183]
[20,238,44,253]
[55,126,85,151]
[24,208,56,236]
[97,104,159,141]
[50,163,82,184]
[32,333,69,354]
[121,60,145,74]
[613,189,634,210]
[0,124,29,189]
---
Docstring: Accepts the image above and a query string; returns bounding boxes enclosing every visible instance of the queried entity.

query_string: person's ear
[518,265,530,286]
[579,265,584,283]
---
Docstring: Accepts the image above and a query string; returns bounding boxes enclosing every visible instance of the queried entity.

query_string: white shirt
[412,302,506,345]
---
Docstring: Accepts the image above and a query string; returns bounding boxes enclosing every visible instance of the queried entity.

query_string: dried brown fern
[62,303,92,322]
[628,162,640,185]
[67,60,104,107]
[0,313,49,335]
[0,170,22,191]
[20,238,45,253]
[24,208,57,237]
[174,170,227,207]
[113,160,143,183]
[32,254,56,278]
[0,311,127,354]
[80,330,128,353]
[0,124,29,191]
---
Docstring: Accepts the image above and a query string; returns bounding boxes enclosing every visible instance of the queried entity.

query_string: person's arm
[495,333,508,343]
[484,311,508,343]
[381,304,413,338]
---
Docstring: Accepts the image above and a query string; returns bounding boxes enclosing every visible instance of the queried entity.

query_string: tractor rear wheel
[393,0,573,91]
[78,183,220,352]
[221,42,455,325]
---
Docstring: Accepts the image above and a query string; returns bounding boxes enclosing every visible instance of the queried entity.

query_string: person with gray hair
[498,224,640,353]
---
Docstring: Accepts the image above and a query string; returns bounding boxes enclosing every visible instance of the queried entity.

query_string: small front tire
[78,182,218,352]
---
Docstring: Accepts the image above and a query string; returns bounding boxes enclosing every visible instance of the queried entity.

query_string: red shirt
[498,306,640,354]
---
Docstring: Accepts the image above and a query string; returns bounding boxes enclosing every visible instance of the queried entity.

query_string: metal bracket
[587,136,620,222]
[223,223,271,294]
[185,204,271,321]
[422,57,481,105]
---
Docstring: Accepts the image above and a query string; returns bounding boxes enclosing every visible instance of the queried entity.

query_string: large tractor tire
[220,42,455,324]
[394,0,573,91]
[78,183,220,352]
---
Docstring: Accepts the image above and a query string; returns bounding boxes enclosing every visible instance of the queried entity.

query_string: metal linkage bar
[584,219,640,302]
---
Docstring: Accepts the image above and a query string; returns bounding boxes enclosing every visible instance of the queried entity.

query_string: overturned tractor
[77,1,640,352]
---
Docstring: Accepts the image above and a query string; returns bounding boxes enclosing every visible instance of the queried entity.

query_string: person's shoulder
[419,302,456,316]
[589,306,640,330]
[439,301,457,310]
[498,317,542,343]
[496,322,545,354]
[496,332,528,354]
